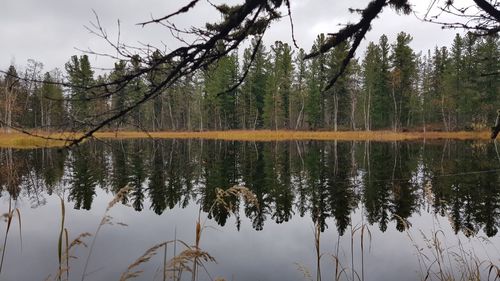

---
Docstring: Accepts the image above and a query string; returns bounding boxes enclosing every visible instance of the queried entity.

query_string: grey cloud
[1,0,464,72]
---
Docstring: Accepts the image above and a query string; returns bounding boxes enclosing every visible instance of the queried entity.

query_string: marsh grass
[299,219,371,281]
[94,130,491,142]
[395,215,500,281]
[0,130,492,148]
[0,132,78,148]
[303,213,499,281]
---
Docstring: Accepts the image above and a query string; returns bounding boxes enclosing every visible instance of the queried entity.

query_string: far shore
[0,129,493,149]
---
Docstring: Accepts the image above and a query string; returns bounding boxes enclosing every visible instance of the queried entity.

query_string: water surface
[0,139,499,280]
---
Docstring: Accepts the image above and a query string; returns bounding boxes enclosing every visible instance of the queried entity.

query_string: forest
[0,32,498,133]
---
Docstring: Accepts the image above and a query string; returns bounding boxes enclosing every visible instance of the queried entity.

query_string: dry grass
[0,132,79,149]
[94,130,491,142]
[0,130,491,148]
[395,215,500,281]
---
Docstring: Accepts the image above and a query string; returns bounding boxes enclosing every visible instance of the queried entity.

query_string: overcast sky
[1,0,470,72]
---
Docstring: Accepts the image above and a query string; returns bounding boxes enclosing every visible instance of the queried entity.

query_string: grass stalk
[0,199,12,275]
[314,221,321,281]
[81,186,131,281]
[163,242,167,281]
[0,199,21,276]
[58,196,65,281]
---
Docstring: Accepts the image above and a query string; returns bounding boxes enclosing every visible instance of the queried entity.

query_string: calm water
[0,139,499,281]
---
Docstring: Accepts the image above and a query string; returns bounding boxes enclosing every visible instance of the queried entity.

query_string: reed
[395,215,500,281]
[57,196,69,281]
[80,186,132,281]
[0,198,22,276]
[300,219,373,281]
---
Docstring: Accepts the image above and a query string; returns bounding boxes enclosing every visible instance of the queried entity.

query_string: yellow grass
[0,130,492,149]
[0,132,79,149]
[94,130,492,142]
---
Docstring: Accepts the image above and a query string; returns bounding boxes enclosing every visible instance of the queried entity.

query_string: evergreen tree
[240,38,269,129]
[204,48,239,130]
[1,65,23,132]
[291,48,307,130]
[390,32,417,130]
[39,72,65,129]
[65,55,95,124]
[306,34,328,129]
[264,41,293,129]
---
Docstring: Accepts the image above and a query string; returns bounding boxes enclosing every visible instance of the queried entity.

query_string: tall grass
[298,218,371,281]
[57,196,69,281]
[0,198,21,276]
[395,215,500,281]
[80,186,132,281]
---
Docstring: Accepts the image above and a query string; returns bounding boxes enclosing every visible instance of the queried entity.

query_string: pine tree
[240,38,269,129]
[65,55,95,125]
[326,40,352,131]
[1,65,21,132]
[306,34,328,129]
[204,49,240,130]
[291,48,307,130]
[264,41,293,129]
[390,32,417,130]
[39,71,65,129]
[476,35,500,125]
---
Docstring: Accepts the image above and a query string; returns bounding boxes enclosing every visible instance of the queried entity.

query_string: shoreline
[0,130,493,148]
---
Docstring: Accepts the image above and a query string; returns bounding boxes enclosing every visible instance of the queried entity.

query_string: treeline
[0,32,498,132]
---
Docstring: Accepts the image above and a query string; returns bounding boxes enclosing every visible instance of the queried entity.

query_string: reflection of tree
[327,141,359,235]
[428,141,500,237]
[27,148,67,196]
[291,142,308,217]
[24,148,67,206]
[477,171,500,237]
[361,142,420,232]
[177,139,197,208]
[69,147,97,210]
[129,141,146,211]
[305,142,329,232]
[267,142,294,224]
[363,142,392,232]
[201,140,238,227]
[388,142,419,232]
[40,149,66,191]
[242,142,271,231]
[111,141,130,194]
[2,139,499,235]
[148,141,167,215]
[164,140,184,210]
[0,148,24,199]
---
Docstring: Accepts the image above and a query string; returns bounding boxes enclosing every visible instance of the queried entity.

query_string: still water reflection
[0,139,499,280]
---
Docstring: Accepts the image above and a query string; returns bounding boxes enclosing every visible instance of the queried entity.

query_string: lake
[0,139,499,281]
